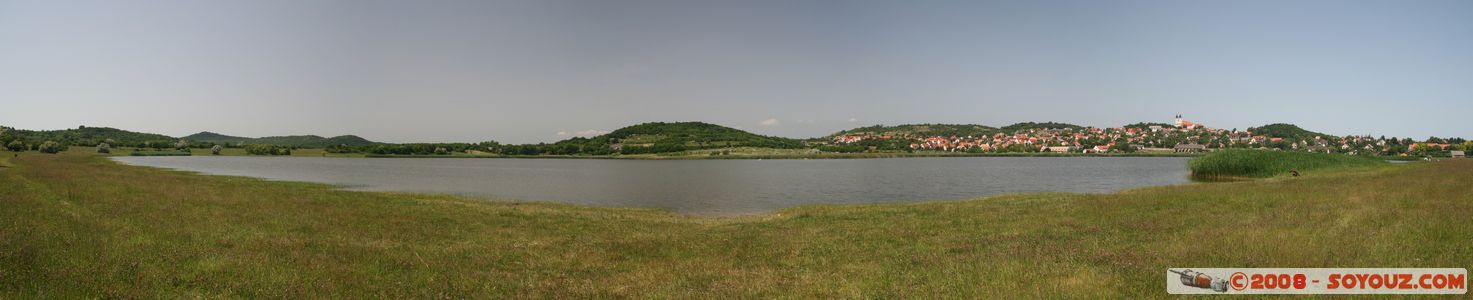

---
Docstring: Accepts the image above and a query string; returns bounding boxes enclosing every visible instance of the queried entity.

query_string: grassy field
[2,150,1470,298]
[1189,150,1388,179]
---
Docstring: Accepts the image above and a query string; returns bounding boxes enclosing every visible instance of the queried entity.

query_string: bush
[39,141,66,154]
[5,140,23,152]
[244,144,292,156]
[97,142,111,154]
[175,140,190,150]
[211,145,222,155]
[1189,150,1385,179]
[325,144,358,154]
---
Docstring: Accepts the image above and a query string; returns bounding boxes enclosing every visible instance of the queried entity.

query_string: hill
[1120,122,1176,130]
[832,124,999,138]
[500,122,802,155]
[1000,122,1083,132]
[0,125,177,148]
[1246,123,1331,140]
[597,122,800,151]
[182,131,253,145]
[184,132,379,148]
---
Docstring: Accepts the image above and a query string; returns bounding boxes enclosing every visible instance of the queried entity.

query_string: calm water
[113,156,1191,215]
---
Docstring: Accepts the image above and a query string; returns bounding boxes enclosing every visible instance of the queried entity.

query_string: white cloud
[759,118,780,126]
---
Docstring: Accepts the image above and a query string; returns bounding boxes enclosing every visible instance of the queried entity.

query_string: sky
[1,0,1470,143]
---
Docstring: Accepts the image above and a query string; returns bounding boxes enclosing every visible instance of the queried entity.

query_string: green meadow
[2,150,1470,298]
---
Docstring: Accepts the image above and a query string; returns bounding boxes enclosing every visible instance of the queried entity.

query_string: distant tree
[1109,140,1136,153]
[325,144,358,154]
[39,141,63,154]
[97,142,111,154]
[433,147,449,155]
[6,140,24,152]
[244,144,291,156]
[211,145,222,155]
[175,140,190,150]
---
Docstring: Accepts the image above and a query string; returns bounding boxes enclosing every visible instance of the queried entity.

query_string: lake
[112,156,1191,215]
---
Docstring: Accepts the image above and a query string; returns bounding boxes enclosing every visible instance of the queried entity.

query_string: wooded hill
[998,122,1084,132]
[499,122,803,155]
[831,124,1000,138]
[0,126,177,148]
[831,122,1089,139]
[1246,123,1333,140]
[183,132,379,148]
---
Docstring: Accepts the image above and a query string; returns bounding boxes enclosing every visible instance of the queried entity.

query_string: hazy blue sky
[2,0,1469,143]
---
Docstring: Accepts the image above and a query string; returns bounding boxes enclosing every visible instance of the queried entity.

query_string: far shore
[120,147,1207,160]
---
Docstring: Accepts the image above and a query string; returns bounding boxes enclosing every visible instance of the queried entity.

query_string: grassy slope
[3,151,1471,298]
[1189,150,1386,179]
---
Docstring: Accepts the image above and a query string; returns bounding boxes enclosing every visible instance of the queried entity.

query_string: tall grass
[1188,149,1385,179]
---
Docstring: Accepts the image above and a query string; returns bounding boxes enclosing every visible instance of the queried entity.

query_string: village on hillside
[824,115,1470,157]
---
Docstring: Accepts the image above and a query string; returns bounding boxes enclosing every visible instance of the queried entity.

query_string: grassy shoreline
[3,151,1469,297]
[1188,150,1389,180]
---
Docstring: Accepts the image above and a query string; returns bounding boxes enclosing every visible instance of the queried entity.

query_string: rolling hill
[999,122,1084,132]
[0,125,177,147]
[597,122,800,148]
[524,122,802,155]
[1247,123,1332,140]
[832,124,1000,138]
[184,132,378,148]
